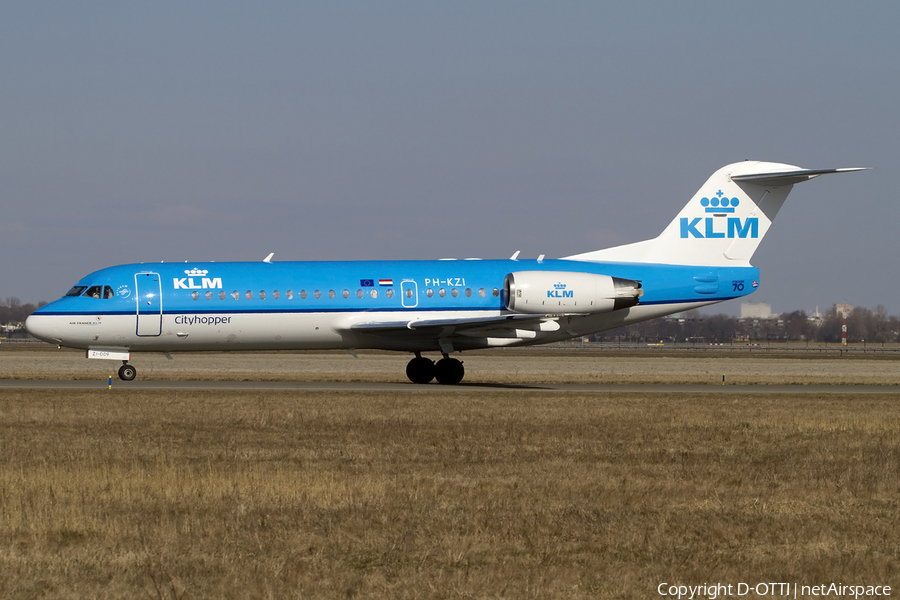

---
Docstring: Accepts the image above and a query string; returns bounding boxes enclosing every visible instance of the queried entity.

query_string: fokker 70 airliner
[26,161,865,384]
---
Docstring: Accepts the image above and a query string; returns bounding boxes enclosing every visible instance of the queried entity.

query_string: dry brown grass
[1,388,898,598]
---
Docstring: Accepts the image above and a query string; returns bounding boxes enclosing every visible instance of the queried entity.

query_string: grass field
[1,388,899,598]
[1,349,899,598]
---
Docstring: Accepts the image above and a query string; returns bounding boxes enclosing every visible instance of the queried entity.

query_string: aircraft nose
[25,313,58,343]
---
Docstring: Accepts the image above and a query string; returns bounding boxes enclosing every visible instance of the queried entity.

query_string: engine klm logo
[173,268,222,290]
[548,283,573,298]
[680,191,758,239]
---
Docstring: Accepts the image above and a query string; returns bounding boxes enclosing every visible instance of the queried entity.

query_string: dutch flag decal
[379,279,393,286]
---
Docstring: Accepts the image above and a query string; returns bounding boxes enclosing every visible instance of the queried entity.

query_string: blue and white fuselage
[26,259,757,353]
[25,161,866,383]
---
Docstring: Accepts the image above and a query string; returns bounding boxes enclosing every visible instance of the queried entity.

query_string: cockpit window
[66,286,87,297]
[82,285,115,299]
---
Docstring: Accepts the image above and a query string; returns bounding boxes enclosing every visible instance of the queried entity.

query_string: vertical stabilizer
[564,161,866,267]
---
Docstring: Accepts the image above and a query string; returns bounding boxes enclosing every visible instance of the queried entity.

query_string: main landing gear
[118,362,137,381]
[406,353,465,385]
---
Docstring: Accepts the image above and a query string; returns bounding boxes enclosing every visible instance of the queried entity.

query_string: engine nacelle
[504,271,642,314]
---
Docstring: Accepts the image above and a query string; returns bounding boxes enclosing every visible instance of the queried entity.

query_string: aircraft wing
[347,313,563,336]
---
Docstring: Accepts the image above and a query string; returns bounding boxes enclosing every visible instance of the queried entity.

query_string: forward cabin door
[135,272,162,336]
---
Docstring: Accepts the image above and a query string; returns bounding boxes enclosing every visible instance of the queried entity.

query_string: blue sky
[2,2,897,314]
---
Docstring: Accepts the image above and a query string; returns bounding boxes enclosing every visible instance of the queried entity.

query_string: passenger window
[426,288,434,298]
[246,290,253,300]
[479,288,486,297]
[273,290,280,300]
[328,290,336,299]
[386,289,394,298]
[405,288,413,299]
[370,289,377,299]
[451,288,459,298]
[342,289,350,299]
[205,291,213,300]
[493,288,500,297]
[232,291,239,300]
[438,288,446,298]
[192,291,199,300]
[219,291,226,300]
[288,290,295,300]
[314,290,321,299]
[465,288,472,297]
[357,289,364,299]
[259,290,267,300]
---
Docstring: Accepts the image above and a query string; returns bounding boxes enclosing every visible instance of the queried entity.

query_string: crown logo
[700,190,739,213]
[554,283,566,290]
[185,268,209,276]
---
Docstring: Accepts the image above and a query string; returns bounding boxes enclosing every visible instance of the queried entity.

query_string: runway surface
[1,379,898,394]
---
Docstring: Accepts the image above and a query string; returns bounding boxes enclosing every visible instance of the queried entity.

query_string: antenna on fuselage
[509,250,520,261]
[263,253,274,263]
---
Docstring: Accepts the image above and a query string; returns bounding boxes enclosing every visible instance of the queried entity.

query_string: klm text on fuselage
[680,217,758,239]
[173,277,223,290]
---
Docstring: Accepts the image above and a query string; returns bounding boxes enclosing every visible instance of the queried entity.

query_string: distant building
[807,307,824,326]
[741,302,772,319]
[834,303,853,317]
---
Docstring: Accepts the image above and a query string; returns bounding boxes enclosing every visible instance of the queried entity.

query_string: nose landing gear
[405,353,464,385]
[117,362,137,381]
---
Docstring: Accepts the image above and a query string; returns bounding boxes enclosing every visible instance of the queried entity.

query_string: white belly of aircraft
[32,312,346,351]
[33,302,715,354]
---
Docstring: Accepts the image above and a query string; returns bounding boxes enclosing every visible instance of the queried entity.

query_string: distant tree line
[597,306,900,345]
[0,298,46,334]
[3,298,899,344]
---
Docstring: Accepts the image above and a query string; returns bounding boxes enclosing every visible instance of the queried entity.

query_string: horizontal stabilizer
[732,167,869,187]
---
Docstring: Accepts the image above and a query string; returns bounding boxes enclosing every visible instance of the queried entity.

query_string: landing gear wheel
[435,357,465,385]
[118,363,137,381]
[406,357,436,384]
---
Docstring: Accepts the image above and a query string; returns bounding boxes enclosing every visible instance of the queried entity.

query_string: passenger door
[135,272,162,336]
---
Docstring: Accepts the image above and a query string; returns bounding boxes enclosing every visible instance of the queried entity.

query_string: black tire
[118,364,137,381]
[406,357,436,384]
[434,357,464,385]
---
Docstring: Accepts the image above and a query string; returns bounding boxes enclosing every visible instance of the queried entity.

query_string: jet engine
[504,271,642,314]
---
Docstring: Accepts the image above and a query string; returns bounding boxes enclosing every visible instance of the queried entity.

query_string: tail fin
[564,161,867,266]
